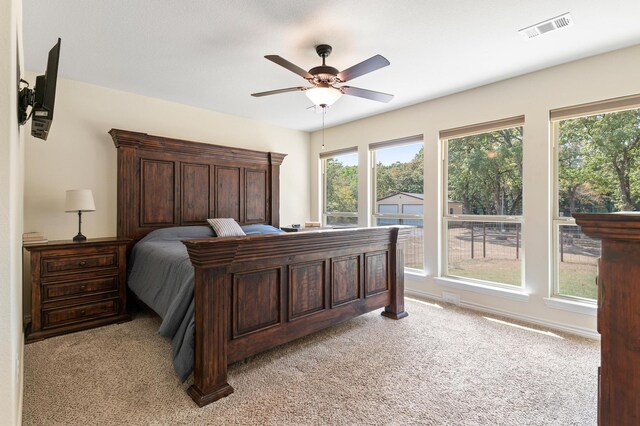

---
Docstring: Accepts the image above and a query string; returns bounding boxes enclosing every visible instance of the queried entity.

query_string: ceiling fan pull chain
[322,106,326,149]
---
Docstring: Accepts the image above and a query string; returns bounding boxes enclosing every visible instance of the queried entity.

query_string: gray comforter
[127,224,284,381]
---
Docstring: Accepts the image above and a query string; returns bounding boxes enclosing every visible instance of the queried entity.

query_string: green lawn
[448,258,597,300]
[558,262,597,299]
[448,258,521,286]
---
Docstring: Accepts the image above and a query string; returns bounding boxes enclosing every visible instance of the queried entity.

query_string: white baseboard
[406,288,441,301]
[405,288,600,340]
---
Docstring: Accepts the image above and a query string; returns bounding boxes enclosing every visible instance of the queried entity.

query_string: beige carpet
[23,298,598,425]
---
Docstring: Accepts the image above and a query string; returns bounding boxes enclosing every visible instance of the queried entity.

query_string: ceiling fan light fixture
[305,86,342,107]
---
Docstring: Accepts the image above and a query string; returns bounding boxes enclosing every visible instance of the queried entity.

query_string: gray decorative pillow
[207,218,246,237]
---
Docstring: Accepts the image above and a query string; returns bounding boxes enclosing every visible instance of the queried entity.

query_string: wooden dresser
[573,213,640,426]
[24,237,131,342]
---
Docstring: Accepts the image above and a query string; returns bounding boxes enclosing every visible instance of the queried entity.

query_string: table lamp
[65,189,95,241]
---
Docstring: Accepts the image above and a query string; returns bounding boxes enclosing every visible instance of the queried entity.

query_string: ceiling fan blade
[337,55,390,82]
[265,55,313,80]
[251,87,308,97]
[341,86,394,103]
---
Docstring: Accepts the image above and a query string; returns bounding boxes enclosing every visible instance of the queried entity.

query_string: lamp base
[73,233,87,242]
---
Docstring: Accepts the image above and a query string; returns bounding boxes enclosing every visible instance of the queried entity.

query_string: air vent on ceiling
[519,12,573,40]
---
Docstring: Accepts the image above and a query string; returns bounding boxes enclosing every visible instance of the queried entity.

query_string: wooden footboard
[183,226,411,406]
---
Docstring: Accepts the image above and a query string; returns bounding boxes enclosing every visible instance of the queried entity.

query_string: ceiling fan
[251,44,394,107]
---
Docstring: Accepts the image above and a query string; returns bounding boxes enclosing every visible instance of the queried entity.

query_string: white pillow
[207,218,246,237]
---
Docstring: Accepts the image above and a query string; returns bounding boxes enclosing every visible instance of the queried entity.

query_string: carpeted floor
[23,298,599,425]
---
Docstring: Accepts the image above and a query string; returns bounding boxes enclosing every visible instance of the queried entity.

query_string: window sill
[405,268,427,278]
[543,297,597,316]
[434,276,530,302]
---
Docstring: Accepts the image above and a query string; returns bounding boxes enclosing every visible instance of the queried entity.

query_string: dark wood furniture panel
[573,213,640,426]
[111,129,410,407]
[181,163,210,224]
[289,261,326,320]
[331,255,361,307]
[141,159,175,226]
[365,251,389,296]
[25,238,131,342]
[245,169,267,223]
[232,268,281,338]
[216,166,241,221]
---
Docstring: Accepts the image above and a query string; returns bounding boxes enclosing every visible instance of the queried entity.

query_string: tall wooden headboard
[110,129,286,242]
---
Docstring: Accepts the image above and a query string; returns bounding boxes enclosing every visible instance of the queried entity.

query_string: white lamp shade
[305,86,342,106]
[65,189,96,212]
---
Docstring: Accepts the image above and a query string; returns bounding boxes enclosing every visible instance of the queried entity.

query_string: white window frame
[320,147,359,226]
[549,94,640,302]
[441,117,525,289]
[369,135,424,272]
[550,120,586,302]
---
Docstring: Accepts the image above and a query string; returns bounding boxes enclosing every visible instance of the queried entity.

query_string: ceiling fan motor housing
[309,65,340,83]
[310,44,339,83]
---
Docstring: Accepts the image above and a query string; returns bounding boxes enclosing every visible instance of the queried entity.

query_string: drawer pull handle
[79,261,87,267]
[79,310,86,316]
[79,285,86,290]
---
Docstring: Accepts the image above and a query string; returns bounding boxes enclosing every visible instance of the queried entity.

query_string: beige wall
[310,44,640,336]
[0,0,24,424]
[23,77,311,242]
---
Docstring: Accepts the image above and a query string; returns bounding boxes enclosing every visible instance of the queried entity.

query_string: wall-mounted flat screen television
[18,38,61,141]
[31,38,61,140]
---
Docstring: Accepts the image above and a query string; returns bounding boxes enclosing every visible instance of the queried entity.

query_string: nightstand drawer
[42,299,119,328]
[43,276,118,302]
[41,252,118,276]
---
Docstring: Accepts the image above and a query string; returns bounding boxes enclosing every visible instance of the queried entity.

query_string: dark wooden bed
[110,129,410,406]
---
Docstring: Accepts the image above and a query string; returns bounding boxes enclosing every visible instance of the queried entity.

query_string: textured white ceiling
[23,0,640,132]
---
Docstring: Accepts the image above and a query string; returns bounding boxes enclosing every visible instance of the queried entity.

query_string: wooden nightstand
[24,237,131,343]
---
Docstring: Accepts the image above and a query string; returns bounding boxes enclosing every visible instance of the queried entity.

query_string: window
[370,136,424,270]
[551,95,640,301]
[441,116,524,287]
[321,148,358,226]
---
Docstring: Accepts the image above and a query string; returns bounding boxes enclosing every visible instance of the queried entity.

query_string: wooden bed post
[268,152,286,228]
[185,240,240,407]
[382,227,410,320]
[109,129,139,240]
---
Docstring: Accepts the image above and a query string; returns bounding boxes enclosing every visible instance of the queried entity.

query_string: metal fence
[559,225,600,265]
[447,222,599,266]
[383,221,600,273]
[404,227,424,269]
[448,222,521,261]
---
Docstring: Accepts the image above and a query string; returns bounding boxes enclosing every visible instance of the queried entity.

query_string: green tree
[325,158,357,213]
[376,147,424,200]
[558,122,607,213]
[558,109,640,213]
[447,127,523,215]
